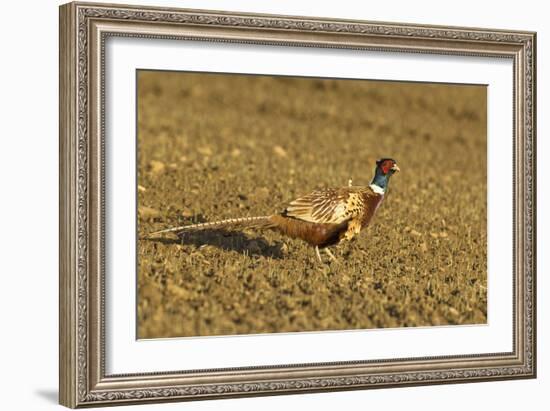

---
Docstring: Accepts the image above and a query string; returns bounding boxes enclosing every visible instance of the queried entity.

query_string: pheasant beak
[391,164,400,173]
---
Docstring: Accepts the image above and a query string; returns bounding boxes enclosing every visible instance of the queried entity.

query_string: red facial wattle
[380,161,393,174]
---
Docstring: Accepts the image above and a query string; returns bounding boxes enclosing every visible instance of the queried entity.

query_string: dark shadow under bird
[147,158,400,262]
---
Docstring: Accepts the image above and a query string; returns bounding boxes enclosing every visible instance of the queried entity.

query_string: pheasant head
[370,158,400,194]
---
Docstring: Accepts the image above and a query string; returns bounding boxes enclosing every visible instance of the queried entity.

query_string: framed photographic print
[59,1,537,408]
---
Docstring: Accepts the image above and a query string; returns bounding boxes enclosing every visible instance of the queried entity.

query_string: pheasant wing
[284,187,364,224]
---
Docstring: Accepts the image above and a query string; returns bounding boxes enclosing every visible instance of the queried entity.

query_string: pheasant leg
[315,246,323,263]
[324,248,337,262]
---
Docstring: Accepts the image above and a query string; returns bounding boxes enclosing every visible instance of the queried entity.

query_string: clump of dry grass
[137,71,487,338]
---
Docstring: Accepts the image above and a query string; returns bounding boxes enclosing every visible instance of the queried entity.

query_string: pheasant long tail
[146,216,276,238]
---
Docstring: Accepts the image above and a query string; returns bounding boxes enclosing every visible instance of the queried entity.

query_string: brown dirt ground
[136,70,487,339]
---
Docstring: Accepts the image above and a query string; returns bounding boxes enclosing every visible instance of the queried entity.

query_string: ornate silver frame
[59,1,536,408]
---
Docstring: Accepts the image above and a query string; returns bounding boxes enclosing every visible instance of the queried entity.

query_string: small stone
[149,160,165,174]
[410,229,422,237]
[181,209,193,218]
[273,145,287,158]
[448,307,459,316]
[138,206,160,220]
[138,185,147,192]
[197,146,213,156]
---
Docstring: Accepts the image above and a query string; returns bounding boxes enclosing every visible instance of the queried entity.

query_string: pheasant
[147,158,400,262]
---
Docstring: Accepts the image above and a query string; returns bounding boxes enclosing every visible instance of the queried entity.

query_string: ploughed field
[137,71,487,338]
